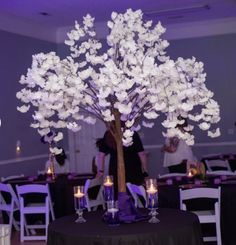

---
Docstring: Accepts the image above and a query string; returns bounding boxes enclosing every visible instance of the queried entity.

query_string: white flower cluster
[17,9,220,146]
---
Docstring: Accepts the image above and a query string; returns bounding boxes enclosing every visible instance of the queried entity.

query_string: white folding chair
[83,178,105,212]
[206,170,236,176]
[0,183,20,236]
[16,184,52,242]
[126,182,147,208]
[205,159,231,172]
[1,174,24,182]
[180,187,221,245]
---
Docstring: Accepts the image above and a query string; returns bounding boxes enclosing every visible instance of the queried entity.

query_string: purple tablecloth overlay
[103,192,148,224]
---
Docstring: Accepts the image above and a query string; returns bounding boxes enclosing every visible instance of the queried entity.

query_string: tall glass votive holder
[103,175,114,202]
[74,186,86,223]
[146,178,160,223]
[107,200,120,226]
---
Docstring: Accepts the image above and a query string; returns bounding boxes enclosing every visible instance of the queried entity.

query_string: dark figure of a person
[45,148,69,174]
[161,116,195,173]
[96,131,148,197]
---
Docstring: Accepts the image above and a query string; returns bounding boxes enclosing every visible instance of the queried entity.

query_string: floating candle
[147,183,157,194]
[74,190,85,198]
[104,178,113,186]
[103,176,114,201]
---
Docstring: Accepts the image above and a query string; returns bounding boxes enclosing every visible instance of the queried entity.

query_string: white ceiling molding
[0,12,236,43]
[144,141,236,150]
[0,12,57,43]
[143,4,210,17]
[164,17,236,40]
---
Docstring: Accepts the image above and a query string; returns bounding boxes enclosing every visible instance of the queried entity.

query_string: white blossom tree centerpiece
[16,9,220,207]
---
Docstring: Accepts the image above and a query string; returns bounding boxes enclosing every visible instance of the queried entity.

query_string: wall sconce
[16,140,21,156]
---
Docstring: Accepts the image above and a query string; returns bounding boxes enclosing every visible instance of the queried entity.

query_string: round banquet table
[47,208,203,245]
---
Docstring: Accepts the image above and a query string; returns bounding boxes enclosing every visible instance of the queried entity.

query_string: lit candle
[47,167,52,175]
[74,189,85,198]
[73,186,86,211]
[147,183,157,194]
[104,177,113,187]
[146,185,158,209]
[187,170,193,178]
[103,176,114,202]
[146,179,158,210]
[16,140,21,156]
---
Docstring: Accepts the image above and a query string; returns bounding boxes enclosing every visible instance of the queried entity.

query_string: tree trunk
[107,111,145,224]
[113,110,126,193]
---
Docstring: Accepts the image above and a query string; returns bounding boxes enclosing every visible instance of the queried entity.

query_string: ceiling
[0,0,236,43]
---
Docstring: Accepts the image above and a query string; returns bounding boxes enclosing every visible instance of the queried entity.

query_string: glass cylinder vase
[103,175,114,202]
[146,178,160,223]
[74,186,86,223]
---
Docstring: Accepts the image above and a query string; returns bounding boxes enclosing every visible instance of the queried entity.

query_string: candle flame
[74,188,85,198]
[187,170,193,177]
[47,167,52,174]
[147,183,157,194]
[104,177,113,186]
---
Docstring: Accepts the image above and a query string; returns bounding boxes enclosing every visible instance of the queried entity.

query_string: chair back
[126,182,147,208]
[206,170,236,176]
[16,184,51,242]
[83,177,105,212]
[0,183,20,236]
[0,183,14,212]
[0,183,19,210]
[16,183,55,220]
[16,184,49,196]
[179,187,221,245]
[180,187,220,207]
[205,159,231,172]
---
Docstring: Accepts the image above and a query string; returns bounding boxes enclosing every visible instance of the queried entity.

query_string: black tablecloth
[158,181,236,245]
[48,175,92,218]
[4,173,94,218]
[47,208,203,245]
